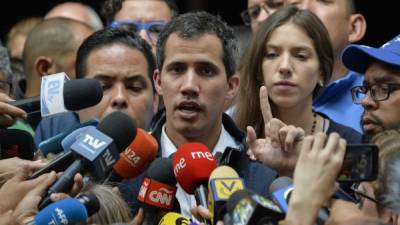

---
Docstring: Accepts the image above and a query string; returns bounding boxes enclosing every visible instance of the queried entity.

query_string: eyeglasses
[110,20,166,45]
[0,80,11,95]
[350,183,380,208]
[240,0,283,25]
[351,83,400,104]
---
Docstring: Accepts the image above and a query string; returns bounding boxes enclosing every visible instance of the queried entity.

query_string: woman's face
[262,22,322,109]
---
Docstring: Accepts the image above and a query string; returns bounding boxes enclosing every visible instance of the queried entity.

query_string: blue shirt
[313,71,364,133]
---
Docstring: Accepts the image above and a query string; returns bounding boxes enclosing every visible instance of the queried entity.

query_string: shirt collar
[160,124,239,158]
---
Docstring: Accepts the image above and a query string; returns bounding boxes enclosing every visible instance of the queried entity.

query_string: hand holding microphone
[0,163,56,214]
[173,142,217,225]
[285,133,346,225]
[38,111,137,209]
[12,171,58,224]
[26,192,100,225]
[10,78,103,113]
[0,93,26,128]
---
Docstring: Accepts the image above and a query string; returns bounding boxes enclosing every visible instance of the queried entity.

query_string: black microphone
[224,189,284,225]
[0,129,35,160]
[137,158,178,225]
[38,112,136,209]
[10,79,103,112]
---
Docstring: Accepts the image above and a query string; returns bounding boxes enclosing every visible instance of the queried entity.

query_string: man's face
[284,0,353,57]
[78,44,157,129]
[154,33,239,142]
[247,0,284,32]
[114,0,172,51]
[361,62,400,135]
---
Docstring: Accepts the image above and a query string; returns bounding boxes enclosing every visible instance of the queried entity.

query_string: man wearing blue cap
[342,34,400,136]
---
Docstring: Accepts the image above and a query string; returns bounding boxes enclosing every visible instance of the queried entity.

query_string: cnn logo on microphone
[137,178,177,209]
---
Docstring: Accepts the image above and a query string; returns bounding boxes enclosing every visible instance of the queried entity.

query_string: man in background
[101,0,179,53]
[45,2,103,31]
[285,0,367,132]
[23,18,93,129]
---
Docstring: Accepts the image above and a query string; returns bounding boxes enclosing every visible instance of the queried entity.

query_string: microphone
[269,176,293,213]
[31,123,98,180]
[172,142,217,225]
[225,190,284,225]
[0,129,35,160]
[208,166,245,225]
[28,193,100,225]
[29,112,136,182]
[269,177,329,225]
[38,111,137,209]
[37,119,99,157]
[60,126,95,151]
[10,79,103,113]
[158,212,191,225]
[137,158,177,225]
[105,128,158,183]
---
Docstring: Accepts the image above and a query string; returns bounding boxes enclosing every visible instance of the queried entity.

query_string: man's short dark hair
[348,0,356,14]
[75,28,156,91]
[101,0,179,25]
[23,18,91,78]
[156,11,238,78]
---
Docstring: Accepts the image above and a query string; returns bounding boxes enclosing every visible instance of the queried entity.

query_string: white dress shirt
[160,124,240,220]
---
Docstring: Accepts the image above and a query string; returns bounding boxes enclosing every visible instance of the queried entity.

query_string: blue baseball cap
[342,34,400,74]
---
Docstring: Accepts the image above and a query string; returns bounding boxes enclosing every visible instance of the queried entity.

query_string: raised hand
[246,86,304,176]
[284,133,346,225]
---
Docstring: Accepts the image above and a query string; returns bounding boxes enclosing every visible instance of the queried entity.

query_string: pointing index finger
[260,86,273,124]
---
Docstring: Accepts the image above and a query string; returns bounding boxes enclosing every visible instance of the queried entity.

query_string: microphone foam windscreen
[268,176,293,195]
[34,198,88,225]
[209,165,239,180]
[208,166,244,198]
[226,189,254,214]
[63,79,103,111]
[208,166,245,223]
[146,158,176,185]
[77,192,101,217]
[172,142,217,194]
[113,128,158,179]
[158,212,190,225]
[0,129,35,160]
[97,111,137,152]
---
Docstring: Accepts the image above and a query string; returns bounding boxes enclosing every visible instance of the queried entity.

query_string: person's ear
[348,13,367,43]
[153,69,163,95]
[226,73,240,100]
[152,94,160,114]
[34,56,53,77]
